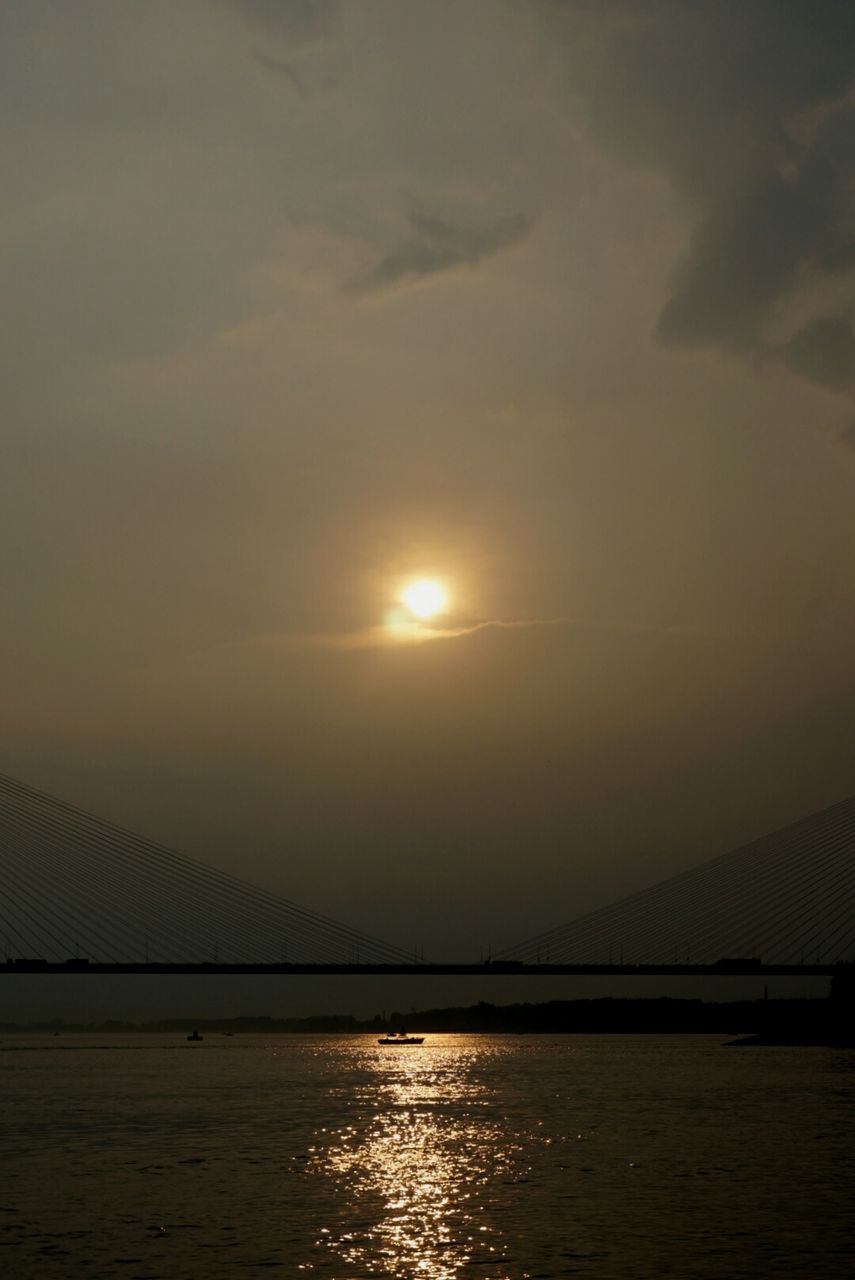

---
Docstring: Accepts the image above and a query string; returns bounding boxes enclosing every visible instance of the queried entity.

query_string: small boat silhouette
[377,1028,424,1045]
[186,1030,203,1042]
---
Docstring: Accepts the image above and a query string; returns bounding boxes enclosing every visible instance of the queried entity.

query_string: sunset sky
[3,1,855,1015]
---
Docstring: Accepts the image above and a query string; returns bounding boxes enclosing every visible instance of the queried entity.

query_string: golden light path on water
[305,1038,525,1278]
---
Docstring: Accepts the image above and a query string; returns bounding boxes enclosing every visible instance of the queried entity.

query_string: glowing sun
[400,579,448,619]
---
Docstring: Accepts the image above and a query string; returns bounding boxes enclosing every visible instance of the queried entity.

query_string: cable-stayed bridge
[1,771,853,978]
[496,792,855,970]
[0,773,413,969]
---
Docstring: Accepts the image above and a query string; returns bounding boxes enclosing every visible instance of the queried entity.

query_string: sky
[2,0,855,1018]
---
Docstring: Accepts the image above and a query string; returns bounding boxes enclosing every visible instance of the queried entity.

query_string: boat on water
[377,1029,424,1046]
[187,1030,203,1041]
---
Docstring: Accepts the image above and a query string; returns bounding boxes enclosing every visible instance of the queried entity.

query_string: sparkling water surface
[1,1033,853,1278]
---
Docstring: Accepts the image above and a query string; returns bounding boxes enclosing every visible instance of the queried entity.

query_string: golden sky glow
[5,0,855,1012]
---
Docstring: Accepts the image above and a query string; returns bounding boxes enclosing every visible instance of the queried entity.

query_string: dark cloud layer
[549,0,855,419]
[351,212,529,295]
[251,49,308,96]
[784,315,855,391]
[234,0,335,40]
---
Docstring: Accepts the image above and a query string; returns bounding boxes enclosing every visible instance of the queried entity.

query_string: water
[1,1033,853,1278]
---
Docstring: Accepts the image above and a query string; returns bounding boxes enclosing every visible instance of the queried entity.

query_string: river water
[1,1033,853,1278]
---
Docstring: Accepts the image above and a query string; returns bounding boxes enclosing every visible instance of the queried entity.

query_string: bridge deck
[0,961,838,977]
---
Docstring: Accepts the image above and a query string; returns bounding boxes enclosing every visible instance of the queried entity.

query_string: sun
[400,578,448,620]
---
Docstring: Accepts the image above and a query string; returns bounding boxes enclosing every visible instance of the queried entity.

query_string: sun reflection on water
[306,1039,522,1278]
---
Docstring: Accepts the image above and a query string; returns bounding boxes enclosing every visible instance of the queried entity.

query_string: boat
[186,1030,203,1041]
[377,1029,424,1045]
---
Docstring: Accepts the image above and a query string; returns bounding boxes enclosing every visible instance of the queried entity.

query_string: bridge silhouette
[1,772,853,979]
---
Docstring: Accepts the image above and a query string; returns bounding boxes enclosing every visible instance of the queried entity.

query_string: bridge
[0,961,839,977]
[1,771,853,977]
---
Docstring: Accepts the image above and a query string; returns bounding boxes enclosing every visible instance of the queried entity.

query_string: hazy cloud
[784,316,855,392]
[546,0,855,404]
[251,49,307,96]
[258,614,711,653]
[350,212,530,295]
[233,0,336,40]
[258,614,570,653]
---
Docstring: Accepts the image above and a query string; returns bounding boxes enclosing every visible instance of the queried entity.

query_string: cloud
[251,614,712,655]
[783,315,855,392]
[233,0,336,40]
[545,0,855,405]
[242,0,337,93]
[251,614,570,653]
[251,49,307,96]
[418,614,569,641]
[349,212,530,295]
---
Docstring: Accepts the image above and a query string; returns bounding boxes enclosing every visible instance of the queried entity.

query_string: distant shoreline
[2,994,851,1043]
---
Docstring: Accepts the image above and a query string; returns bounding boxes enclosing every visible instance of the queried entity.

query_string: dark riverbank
[2,984,852,1042]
